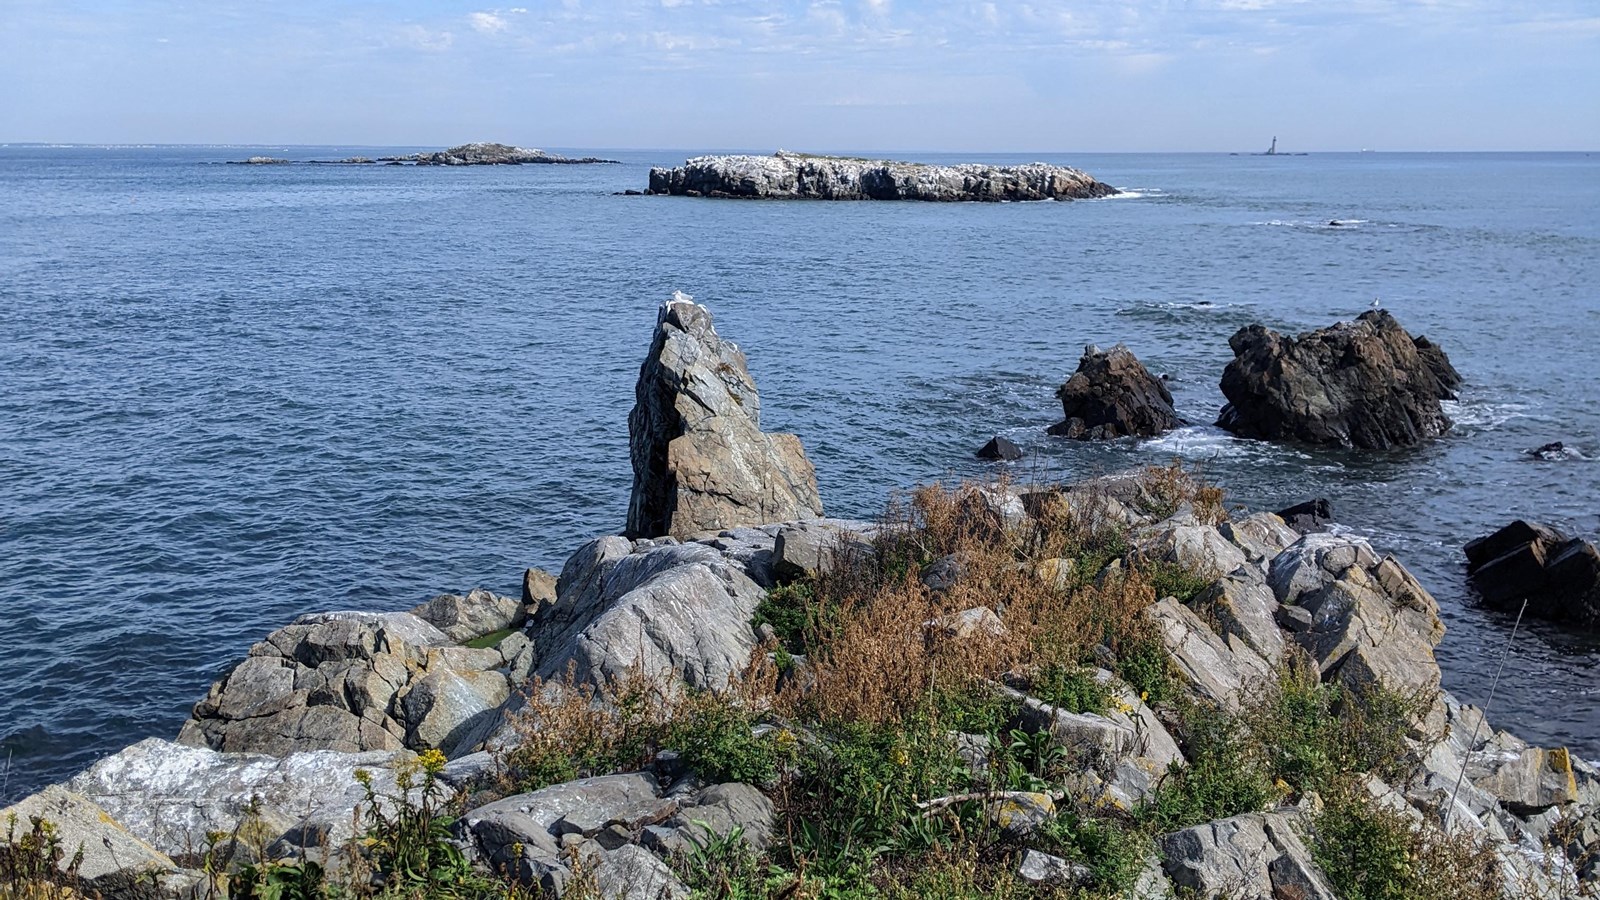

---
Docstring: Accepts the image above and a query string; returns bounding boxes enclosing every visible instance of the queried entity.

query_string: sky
[3,0,1597,151]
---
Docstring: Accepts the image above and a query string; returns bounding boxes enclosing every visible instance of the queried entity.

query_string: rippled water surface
[2,146,1598,799]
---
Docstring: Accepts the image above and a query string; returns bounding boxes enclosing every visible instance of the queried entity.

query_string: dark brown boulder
[1047,344,1184,440]
[976,435,1024,461]
[1216,310,1459,449]
[1465,520,1600,629]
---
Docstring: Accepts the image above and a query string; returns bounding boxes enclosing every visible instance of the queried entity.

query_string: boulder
[659,782,777,851]
[1464,520,1600,628]
[179,610,523,756]
[529,539,765,691]
[1144,598,1271,709]
[63,738,430,863]
[1160,812,1336,900]
[772,519,871,582]
[625,299,823,539]
[1193,566,1287,663]
[1017,849,1092,886]
[411,588,525,643]
[1269,534,1448,734]
[0,784,180,898]
[1275,498,1334,533]
[1136,516,1248,580]
[1219,511,1301,563]
[1048,344,1184,440]
[645,150,1116,201]
[523,567,559,609]
[1216,311,1460,449]
[464,772,674,894]
[976,435,1024,461]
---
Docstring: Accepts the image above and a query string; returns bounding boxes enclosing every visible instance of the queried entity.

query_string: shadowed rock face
[625,300,822,539]
[1466,520,1600,629]
[646,150,1117,202]
[1216,310,1461,449]
[1047,344,1183,440]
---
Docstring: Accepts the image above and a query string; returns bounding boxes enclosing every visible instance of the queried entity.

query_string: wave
[1441,398,1528,431]
[1105,186,1165,199]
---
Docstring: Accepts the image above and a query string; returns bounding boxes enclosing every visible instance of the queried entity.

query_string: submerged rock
[1216,310,1460,449]
[1465,520,1600,628]
[646,150,1116,202]
[625,298,823,539]
[1048,344,1184,440]
[976,434,1024,460]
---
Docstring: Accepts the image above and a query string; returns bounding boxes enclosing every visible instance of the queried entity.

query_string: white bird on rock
[671,290,694,304]
[1371,297,1382,308]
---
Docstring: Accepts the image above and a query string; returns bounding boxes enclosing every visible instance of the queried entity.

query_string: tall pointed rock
[625,299,823,539]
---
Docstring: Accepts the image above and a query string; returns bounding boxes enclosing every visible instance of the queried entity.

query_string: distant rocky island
[646,150,1118,201]
[228,143,618,166]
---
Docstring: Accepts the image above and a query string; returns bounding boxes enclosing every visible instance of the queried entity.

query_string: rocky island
[378,142,618,166]
[646,150,1118,201]
[3,299,1596,900]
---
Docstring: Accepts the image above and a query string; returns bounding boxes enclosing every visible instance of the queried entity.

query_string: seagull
[670,290,694,304]
[1370,297,1382,308]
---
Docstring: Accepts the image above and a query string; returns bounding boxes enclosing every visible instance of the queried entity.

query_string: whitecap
[1441,399,1529,430]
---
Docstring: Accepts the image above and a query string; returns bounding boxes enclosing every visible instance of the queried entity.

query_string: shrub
[753,582,818,655]
[1029,663,1111,715]
[1143,703,1276,832]
[0,813,84,900]
[1244,655,1423,795]
[1311,786,1500,900]
[665,692,782,785]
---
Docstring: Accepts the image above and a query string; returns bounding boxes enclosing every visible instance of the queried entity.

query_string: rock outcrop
[625,299,823,539]
[1047,344,1184,440]
[379,142,617,165]
[1216,310,1461,449]
[1465,520,1600,628]
[528,538,766,691]
[178,608,530,757]
[646,150,1116,202]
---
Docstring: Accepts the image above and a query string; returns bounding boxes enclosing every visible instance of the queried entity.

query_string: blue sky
[4,0,1597,151]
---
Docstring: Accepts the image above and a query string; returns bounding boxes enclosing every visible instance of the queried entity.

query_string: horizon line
[4,141,1597,156]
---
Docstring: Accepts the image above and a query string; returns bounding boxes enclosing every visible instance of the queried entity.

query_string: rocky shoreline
[4,299,1598,899]
[645,150,1118,201]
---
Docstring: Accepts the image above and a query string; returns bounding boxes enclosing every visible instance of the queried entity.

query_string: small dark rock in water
[1465,520,1600,629]
[1276,498,1333,533]
[1328,220,1343,226]
[1527,441,1581,461]
[620,189,645,196]
[1047,344,1184,440]
[976,435,1024,461]
[1216,310,1460,449]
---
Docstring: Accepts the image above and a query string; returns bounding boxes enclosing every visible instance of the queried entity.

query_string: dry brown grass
[777,473,1175,729]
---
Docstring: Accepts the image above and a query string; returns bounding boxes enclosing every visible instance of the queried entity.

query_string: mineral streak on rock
[646,150,1117,201]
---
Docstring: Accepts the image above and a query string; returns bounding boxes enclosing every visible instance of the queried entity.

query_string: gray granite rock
[625,300,822,539]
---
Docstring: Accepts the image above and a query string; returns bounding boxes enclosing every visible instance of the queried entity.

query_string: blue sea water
[1,145,1597,801]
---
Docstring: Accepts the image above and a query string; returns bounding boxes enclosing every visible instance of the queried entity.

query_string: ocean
[1,145,1596,801]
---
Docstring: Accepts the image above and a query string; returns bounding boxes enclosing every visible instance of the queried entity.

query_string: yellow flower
[889,747,910,768]
[419,748,448,776]
[353,768,373,788]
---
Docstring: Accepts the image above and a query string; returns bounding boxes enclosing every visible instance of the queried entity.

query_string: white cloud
[469,12,508,33]
[393,24,454,51]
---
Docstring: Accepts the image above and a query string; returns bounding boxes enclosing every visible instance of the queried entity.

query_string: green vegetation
[1312,785,1500,900]
[1028,664,1111,715]
[463,628,517,650]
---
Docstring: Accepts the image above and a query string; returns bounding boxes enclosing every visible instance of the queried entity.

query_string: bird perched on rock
[671,290,694,304]
[1371,297,1382,307]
